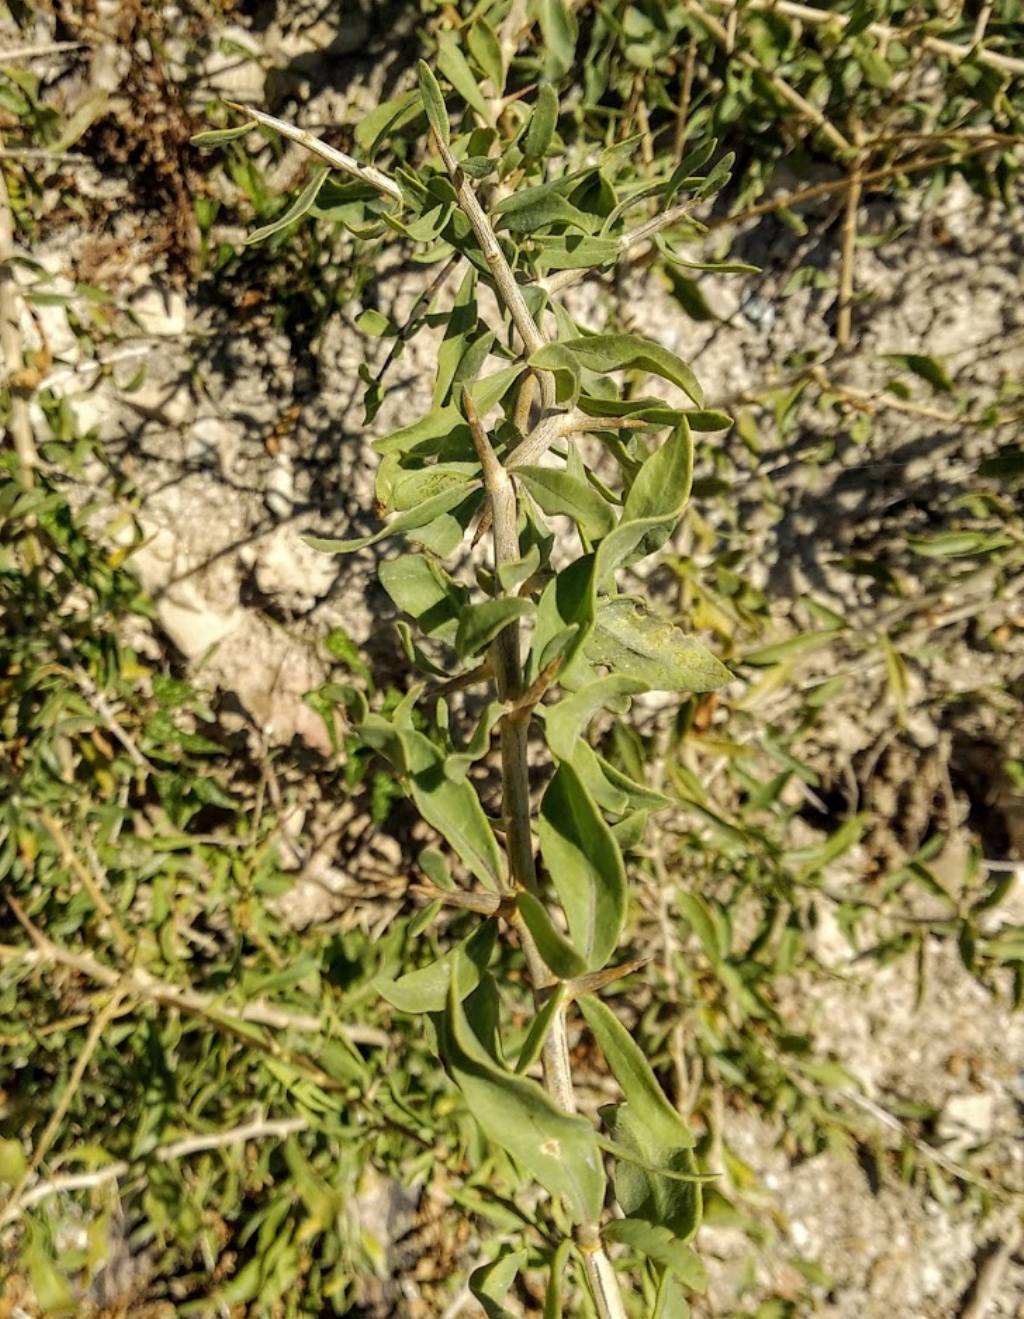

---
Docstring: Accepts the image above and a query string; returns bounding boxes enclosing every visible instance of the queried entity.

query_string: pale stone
[254,525,336,612]
[130,286,188,338]
[156,584,244,660]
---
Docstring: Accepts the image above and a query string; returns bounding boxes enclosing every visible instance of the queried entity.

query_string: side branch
[224,102,403,204]
[430,129,554,410]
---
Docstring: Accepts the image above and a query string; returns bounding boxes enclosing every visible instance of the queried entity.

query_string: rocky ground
[7,0,1024,1314]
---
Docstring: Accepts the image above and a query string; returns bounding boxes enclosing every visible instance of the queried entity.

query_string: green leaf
[468,18,505,92]
[665,139,716,199]
[0,1138,27,1183]
[518,465,616,542]
[282,1138,340,1229]
[437,31,493,123]
[531,334,702,406]
[533,0,578,80]
[355,90,421,156]
[517,890,589,978]
[433,266,478,406]
[191,120,256,146]
[579,996,695,1151]
[624,419,693,525]
[470,1249,528,1319]
[528,555,597,686]
[544,675,646,762]
[887,352,954,393]
[391,462,481,512]
[604,1219,706,1290]
[304,482,479,554]
[455,597,535,659]
[377,920,498,1013]
[544,1240,573,1319]
[441,966,606,1223]
[515,984,568,1074]
[26,1222,75,1315]
[581,997,702,1242]
[654,1271,692,1319]
[586,598,730,693]
[418,60,450,145]
[534,234,621,273]
[601,1111,708,1213]
[356,308,391,336]
[597,419,693,576]
[360,716,504,888]
[497,542,542,594]
[246,167,330,244]
[538,762,626,970]
[373,366,524,456]
[525,83,560,160]
[676,892,722,964]
[379,554,467,642]
[494,182,594,234]
[905,530,1012,558]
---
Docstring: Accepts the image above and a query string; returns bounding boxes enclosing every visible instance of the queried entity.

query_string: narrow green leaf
[360,717,504,888]
[515,984,568,1074]
[582,997,702,1241]
[470,1249,528,1319]
[494,183,594,234]
[532,334,702,407]
[544,1240,573,1319]
[905,530,1012,558]
[455,597,535,659]
[676,892,721,964]
[538,762,626,970]
[468,18,505,92]
[246,167,329,244]
[527,555,596,686]
[433,267,478,407]
[355,90,421,155]
[304,482,479,554]
[545,675,645,762]
[525,83,559,160]
[437,31,493,123]
[595,420,693,575]
[887,352,954,393]
[517,891,589,978]
[377,920,497,1013]
[534,0,578,80]
[441,967,606,1223]
[191,120,256,146]
[579,996,695,1150]
[379,554,467,642]
[518,465,616,541]
[418,60,450,145]
[604,1219,706,1289]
